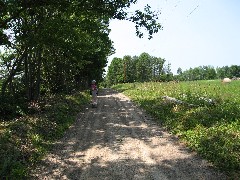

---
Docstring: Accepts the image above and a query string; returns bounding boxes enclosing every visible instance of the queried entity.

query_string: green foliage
[113,80,240,177]
[106,57,125,85]
[0,0,161,177]
[0,0,161,110]
[106,53,168,85]
[128,4,162,39]
[176,65,240,81]
[0,93,27,120]
[0,91,90,179]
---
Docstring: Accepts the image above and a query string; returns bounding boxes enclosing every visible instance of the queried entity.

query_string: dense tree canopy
[0,0,161,96]
[0,0,162,117]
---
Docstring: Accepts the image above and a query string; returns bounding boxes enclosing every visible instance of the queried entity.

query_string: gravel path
[31,89,228,179]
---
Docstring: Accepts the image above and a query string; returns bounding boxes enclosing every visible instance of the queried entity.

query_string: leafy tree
[203,65,217,80]
[0,0,162,119]
[216,66,231,79]
[106,53,167,84]
[166,62,173,81]
[0,0,161,99]
[136,52,152,82]
[106,57,124,85]
[152,57,165,81]
[229,65,240,78]
[177,67,182,75]
[123,55,136,83]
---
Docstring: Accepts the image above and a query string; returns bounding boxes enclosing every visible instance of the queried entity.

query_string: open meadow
[112,80,240,177]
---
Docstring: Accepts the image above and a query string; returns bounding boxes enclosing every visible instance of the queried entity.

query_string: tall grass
[113,80,240,177]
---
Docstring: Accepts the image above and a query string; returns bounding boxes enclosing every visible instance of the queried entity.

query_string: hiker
[91,80,98,106]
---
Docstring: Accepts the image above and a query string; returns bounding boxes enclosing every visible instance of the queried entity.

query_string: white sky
[107,0,240,74]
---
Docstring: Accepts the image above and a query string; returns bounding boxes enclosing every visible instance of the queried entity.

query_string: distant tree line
[106,53,240,85]
[106,52,173,85]
[175,65,240,81]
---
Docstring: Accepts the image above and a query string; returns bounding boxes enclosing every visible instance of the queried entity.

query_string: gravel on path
[31,89,228,180]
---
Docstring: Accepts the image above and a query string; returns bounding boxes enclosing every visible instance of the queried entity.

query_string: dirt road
[32,89,227,179]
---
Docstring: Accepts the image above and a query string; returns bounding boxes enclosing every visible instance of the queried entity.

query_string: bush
[0,94,27,120]
[0,91,90,179]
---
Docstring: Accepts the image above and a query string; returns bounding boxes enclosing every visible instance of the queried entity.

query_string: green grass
[113,80,240,178]
[0,91,90,179]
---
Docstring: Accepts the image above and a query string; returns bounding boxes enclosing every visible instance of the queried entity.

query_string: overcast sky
[107,0,240,74]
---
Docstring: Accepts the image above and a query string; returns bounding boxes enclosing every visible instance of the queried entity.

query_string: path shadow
[32,89,228,179]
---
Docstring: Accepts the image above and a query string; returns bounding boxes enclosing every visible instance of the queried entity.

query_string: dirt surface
[31,89,228,179]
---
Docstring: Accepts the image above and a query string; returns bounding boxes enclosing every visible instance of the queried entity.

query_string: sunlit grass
[113,80,240,177]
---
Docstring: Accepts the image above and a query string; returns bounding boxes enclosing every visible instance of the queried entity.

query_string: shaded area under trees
[0,0,161,118]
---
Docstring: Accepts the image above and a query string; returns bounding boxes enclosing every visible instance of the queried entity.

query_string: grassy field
[112,80,240,177]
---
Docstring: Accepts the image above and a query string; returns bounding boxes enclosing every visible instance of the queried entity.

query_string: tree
[152,57,165,81]
[122,55,135,83]
[216,66,231,79]
[136,52,152,82]
[204,66,217,80]
[161,62,173,81]
[230,65,240,78]
[106,53,168,84]
[1,0,162,102]
[106,57,124,85]
[177,67,182,75]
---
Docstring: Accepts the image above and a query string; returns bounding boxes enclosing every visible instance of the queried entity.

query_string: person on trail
[91,80,98,106]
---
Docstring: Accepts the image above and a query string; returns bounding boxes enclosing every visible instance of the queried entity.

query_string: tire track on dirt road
[31,89,227,179]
